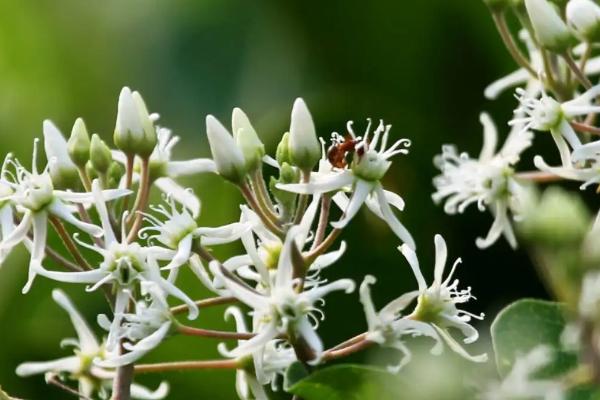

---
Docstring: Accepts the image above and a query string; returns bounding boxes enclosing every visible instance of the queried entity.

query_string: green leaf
[288,364,404,400]
[491,298,576,377]
[284,361,309,390]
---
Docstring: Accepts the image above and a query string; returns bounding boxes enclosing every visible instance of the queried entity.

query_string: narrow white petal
[130,382,170,400]
[484,68,530,100]
[433,234,448,286]
[374,184,416,250]
[166,159,217,177]
[432,324,487,363]
[399,245,427,291]
[379,290,420,318]
[16,356,80,376]
[310,241,346,271]
[52,289,99,353]
[331,179,371,229]
[228,322,279,357]
[48,200,103,237]
[478,113,498,162]
[359,275,380,330]
[154,177,200,218]
[278,170,354,195]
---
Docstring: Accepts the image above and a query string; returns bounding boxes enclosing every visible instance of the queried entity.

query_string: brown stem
[252,169,277,216]
[76,203,104,247]
[240,182,284,236]
[46,373,93,400]
[563,51,593,90]
[515,171,564,183]
[134,359,239,374]
[170,296,237,316]
[127,158,150,243]
[122,154,135,214]
[177,324,255,340]
[49,216,92,271]
[571,121,600,136]
[311,194,331,251]
[292,171,311,225]
[491,12,537,77]
[322,339,374,361]
[43,245,82,272]
[77,167,92,193]
[329,333,368,351]
[304,228,342,265]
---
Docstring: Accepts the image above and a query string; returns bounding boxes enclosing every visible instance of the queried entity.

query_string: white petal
[310,241,346,271]
[162,233,193,271]
[297,317,323,364]
[484,68,530,100]
[130,382,170,400]
[154,178,200,218]
[432,324,487,363]
[359,275,380,331]
[433,234,448,287]
[399,245,427,291]
[374,184,416,250]
[48,200,103,237]
[478,113,498,162]
[331,179,372,229]
[228,322,279,357]
[278,170,354,195]
[52,289,99,353]
[166,159,217,177]
[16,356,79,376]
[379,290,420,318]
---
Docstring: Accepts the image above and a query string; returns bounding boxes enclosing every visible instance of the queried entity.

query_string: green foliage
[491,298,575,377]
[288,364,404,400]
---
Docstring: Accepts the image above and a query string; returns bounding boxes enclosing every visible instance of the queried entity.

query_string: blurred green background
[0,0,551,398]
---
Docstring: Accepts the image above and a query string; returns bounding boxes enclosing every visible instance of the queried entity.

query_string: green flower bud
[90,134,113,174]
[43,120,79,189]
[519,186,591,246]
[232,107,265,172]
[289,98,321,172]
[525,0,576,52]
[67,118,91,167]
[276,132,292,166]
[107,161,124,189]
[85,160,99,181]
[566,0,600,43]
[114,87,157,158]
[269,162,299,214]
[206,115,247,184]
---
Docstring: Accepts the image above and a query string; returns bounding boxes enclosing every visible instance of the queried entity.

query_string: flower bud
[276,132,292,166]
[43,120,79,189]
[269,162,299,215]
[85,160,99,181]
[206,115,247,184]
[289,98,321,172]
[519,186,590,246]
[114,87,157,158]
[525,0,576,52]
[67,118,91,167]
[232,107,265,172]
[566,0,600,42]
[90,134,112,174]
[107,161,125,189]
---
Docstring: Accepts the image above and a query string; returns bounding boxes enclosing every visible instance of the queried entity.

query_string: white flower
[279,119,415,249]
[480,345,563,400]
[359,275,443,372]
[402,235,487,363]
[511,85,600,163]
[97,283,173,368]
[16,289,169,400]
[34,179,198,351]
[112,127,216,217]
[212,226,355,363]
[139,196,249,271]
[533,150,600,190]
[433,113,532,248]
[0,142,128,292]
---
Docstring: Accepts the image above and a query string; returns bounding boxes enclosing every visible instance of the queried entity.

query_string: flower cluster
[0,86,487,399]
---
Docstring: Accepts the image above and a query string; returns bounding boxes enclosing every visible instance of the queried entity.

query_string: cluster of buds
[0,86,487,400]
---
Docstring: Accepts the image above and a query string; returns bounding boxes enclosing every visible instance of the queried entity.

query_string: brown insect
[327,135,360,168]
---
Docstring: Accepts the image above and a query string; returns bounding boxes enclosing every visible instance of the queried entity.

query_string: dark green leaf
[491,299,576,377]
[288,364,404,400]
